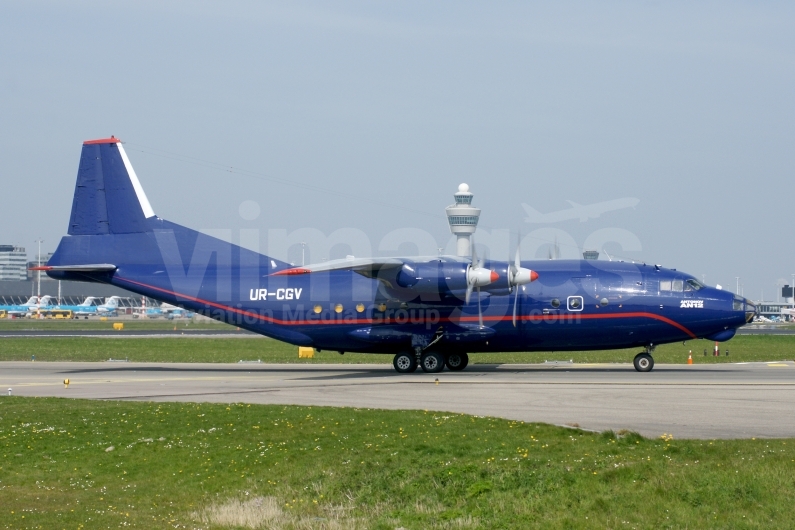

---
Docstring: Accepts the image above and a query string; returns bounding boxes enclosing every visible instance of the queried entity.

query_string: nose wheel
[633,352,654,372]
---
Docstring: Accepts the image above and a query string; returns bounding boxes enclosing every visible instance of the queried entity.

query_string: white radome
[458,183,469,193]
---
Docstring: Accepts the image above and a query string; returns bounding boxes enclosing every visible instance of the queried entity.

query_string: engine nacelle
[384,260,501,303]
[393,262,469,293]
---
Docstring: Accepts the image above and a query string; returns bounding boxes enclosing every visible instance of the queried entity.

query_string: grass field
[0,335,792,365]
[2,398,795,529]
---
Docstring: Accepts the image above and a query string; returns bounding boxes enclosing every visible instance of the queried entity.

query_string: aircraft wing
[271,256,463,278]
[270,255,483,302]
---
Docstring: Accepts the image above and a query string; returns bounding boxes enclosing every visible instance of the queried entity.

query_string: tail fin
[103,296,121,308]
[69,137,155,235]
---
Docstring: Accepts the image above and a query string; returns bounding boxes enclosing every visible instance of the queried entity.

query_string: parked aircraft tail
[103,296,122,308]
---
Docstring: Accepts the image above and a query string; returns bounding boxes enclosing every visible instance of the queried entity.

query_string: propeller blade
[512,287,519,327]
[512,231,521,326]
[509,233,522,327]
[477,286,483,328]
[465,284,473,305]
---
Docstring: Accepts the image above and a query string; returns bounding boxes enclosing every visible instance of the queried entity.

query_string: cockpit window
[686,279,704,291]
[733,297,743,311]
[671,279,684,292]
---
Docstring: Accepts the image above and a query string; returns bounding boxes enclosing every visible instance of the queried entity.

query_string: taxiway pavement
[3,361,794,439]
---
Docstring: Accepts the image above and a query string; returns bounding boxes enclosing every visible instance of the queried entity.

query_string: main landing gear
[633,346,655,372]
[445,352,469,371]
[393,352,417,373]
[392,351,469,374]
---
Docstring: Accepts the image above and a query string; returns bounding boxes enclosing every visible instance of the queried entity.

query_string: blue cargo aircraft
[36,137,755,373]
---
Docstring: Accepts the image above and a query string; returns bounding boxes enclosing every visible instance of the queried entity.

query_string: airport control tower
[446,183,481,258]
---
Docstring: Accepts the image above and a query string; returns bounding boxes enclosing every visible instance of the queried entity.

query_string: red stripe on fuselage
[116,276,697,337]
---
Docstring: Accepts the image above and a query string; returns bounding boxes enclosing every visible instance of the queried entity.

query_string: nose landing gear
[633,345,655,372]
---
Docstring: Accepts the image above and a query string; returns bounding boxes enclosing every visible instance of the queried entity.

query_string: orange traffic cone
[687,351,693,365]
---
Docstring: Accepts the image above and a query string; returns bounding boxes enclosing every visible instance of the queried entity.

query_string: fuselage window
[660,280,672,291]
[567,296,583,311]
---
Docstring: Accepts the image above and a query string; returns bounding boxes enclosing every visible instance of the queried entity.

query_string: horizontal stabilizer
[29,264,117,272]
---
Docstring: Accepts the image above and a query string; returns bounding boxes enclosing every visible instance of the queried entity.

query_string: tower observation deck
[445,183,481,257]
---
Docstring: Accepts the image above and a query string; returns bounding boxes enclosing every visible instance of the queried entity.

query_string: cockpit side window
[733,297,743,311]
[671,279,684,292]
[660,280,672,291]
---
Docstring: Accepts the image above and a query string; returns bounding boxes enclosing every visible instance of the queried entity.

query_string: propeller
[465,242,498,328]
[508,234,539,327]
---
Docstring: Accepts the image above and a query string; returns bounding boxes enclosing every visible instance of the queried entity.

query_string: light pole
[301,242,306,267]
[735,277,740,295]
[34,238,44,301]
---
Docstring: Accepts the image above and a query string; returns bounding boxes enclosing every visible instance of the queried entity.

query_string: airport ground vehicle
[37,309,73,319]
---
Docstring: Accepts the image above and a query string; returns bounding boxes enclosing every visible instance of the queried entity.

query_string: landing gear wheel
[633,353,654,372]
[420,351,445,373]
[445,352,469,371]
[393,352,417,373]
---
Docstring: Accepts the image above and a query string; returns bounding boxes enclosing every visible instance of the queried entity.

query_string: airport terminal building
[0,245,27,281]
